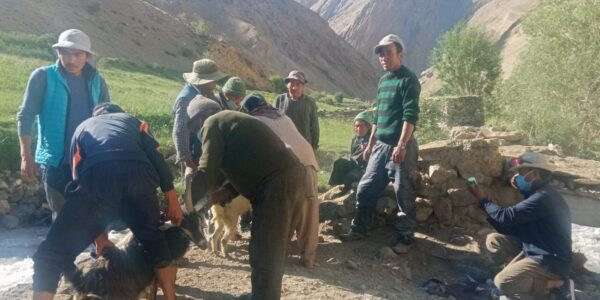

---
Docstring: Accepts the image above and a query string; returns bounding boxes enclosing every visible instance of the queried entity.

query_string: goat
[209,195,252,256]
[66,215,203,300]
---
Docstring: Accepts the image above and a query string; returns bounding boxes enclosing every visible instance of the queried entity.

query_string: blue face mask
[515,171,534,193]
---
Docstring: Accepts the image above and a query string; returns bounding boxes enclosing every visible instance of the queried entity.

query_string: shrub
[334,92,343,103]
[269,75,287,94]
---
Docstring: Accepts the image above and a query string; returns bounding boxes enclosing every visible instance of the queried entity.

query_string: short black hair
[92,103,124,116]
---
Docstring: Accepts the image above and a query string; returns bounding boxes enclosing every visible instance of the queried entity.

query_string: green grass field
[0,31,366,190]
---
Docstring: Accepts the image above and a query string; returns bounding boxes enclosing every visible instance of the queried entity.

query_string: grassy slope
[0,49,361,189]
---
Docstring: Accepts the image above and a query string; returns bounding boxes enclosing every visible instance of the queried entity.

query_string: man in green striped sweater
[339,34,421,255]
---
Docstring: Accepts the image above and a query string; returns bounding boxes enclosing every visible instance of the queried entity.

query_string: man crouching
[32,103,183,300]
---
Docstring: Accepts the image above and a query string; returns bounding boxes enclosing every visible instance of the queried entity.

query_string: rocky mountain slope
[0,0,378,97]
[298,0,539,95]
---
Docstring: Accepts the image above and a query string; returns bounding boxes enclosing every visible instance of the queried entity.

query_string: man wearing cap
[468,152,573,299]
[17,29,110,220]
[339,34,421,255]
[275,70,319,151]
[328,110,374,197]
[216,76,247,110]
[242,93,320,268]
[32,103,183,300]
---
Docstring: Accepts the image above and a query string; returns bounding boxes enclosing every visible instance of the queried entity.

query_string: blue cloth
[351,138,418,241]
[17,61,109,167]
[480,182,572,278]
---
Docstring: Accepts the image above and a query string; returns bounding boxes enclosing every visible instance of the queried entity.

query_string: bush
[0,31,54,60]
[415,99,449,144]
[492,0,600,159]
[431,24,501,98]
[269,75,287,94]
[334,92,343,103]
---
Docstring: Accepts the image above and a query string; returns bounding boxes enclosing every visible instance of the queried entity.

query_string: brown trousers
[294,166,320,266]
[486,233,560,299]
[249,164,305,300]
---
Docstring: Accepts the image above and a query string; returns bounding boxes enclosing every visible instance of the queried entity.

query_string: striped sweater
[374,65,421,145]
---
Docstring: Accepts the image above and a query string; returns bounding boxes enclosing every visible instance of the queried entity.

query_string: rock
[0,190,8,201]
[346,259,359,270]
[416,197,433,221]
[428,164,457,184]
[318,236,325,243]
[319,201,342,222]
[376,197,396,215]
[433,197,452,223]
[9,186,25,203]
[0,199,10,214]
[468,206,488,224]
[417,182,446,199]
[11,203,36,222]
[0,214,20,229]
[0,179,8,190]
[377,247,397,259]
[332,218,351,236]
[319,186,343,201]
[448,188,476,206]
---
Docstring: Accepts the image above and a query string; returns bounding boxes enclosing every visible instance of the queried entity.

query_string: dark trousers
[32,161,172,293]
[351,139,418,241]
[328,158,364,190]
[249,164,305,300]
[40,163,71,220]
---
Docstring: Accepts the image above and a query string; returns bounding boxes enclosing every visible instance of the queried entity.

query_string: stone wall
[0,171,48,229]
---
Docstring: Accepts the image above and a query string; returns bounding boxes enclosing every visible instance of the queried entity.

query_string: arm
[479,193,550,226]
[363,124,378,160]
[197,122,225,193]
[17,68,46,181]
[392,75,420,163]
[171,98,194,167]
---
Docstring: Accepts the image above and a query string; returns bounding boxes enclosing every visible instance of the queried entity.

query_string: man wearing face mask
[468,152,573,299]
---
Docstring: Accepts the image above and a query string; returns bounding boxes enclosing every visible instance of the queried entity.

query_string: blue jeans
[351,139,418,242]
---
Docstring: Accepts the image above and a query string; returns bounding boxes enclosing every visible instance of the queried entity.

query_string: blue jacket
[481,181,572,278]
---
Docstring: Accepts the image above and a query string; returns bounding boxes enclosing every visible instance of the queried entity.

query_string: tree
[269,75,287,94]
[431,24,501,97]
[494,0,600,159]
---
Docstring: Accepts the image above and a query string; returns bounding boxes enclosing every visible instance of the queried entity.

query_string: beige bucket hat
[510,152,556,173]
[52,29,95,55]
[374,34,405,54]
[183,59,228,85]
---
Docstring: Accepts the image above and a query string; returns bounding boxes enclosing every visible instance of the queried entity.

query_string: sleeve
[197,121,225,192]
[480,193,551,227]
[17,68,46,136]
[69,128,85,181]
[140,121,175,192]
[310,99,319,150]
[401,75,420,125]
[172,97,193,165]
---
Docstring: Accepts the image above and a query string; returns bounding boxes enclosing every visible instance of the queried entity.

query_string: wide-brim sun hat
[52,29,95,55]
[510,152,556,173]
[183,59,228,86]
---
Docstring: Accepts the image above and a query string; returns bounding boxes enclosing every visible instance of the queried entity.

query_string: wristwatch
[398,142,407,150]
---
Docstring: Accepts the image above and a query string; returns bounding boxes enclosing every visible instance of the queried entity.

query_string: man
[275,70,319,150]
[188,108,305,300]
[172,58,227,172]
[242,93,320,268]
[216,76,246,110]
[32,103,183,300]
[468,152,573,299]
[329,110,374,197]
[339,34,421,255]
[17,29,110,220]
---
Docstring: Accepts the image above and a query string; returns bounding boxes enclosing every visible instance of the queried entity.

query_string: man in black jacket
[469,152,572,299]
[32,103,183,300]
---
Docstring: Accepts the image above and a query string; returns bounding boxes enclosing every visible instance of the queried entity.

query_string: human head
[222,77,247,106]
[510,152,554,190]
[284,70,307,100]
[183,59,228,89]
[92,103,125,116]
[374,34,404,72]
[353,110,373,137]
[186,95,222,133]
[241,93,269,114]
[53,29,93,76]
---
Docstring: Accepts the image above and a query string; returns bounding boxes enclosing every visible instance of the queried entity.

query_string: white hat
[510,152,556,173]
[52,29,94,55]
[374,34,405,54]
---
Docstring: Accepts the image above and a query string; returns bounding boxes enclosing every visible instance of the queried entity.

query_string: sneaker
[338,229,368,242]
[391,240,413,254]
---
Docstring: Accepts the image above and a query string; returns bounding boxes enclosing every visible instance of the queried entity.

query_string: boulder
[416,197,433,221]
[428,164,457,184]
[0,178,8,190]
[433,197,452,223]
[376,197,397,215]
[0,190,8,201]
[0,214,20,229]
[11,202,37,222]
[0,199,10,214]
[447,188,477,207]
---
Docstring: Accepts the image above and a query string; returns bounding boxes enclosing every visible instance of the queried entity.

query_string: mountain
[298,0,539,95]
[0,0,378,98]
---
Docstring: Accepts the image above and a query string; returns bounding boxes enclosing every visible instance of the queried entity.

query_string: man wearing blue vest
[17,29,110,220]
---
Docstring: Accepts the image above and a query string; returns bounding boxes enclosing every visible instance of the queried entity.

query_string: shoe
[391,240,413,254]
[338,229,367,242]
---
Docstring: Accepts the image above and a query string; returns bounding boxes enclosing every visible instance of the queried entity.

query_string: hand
[467,184,485,201]
[95,232,114,256]
[164,190,183,226]
[20,154,39,182]
[362,144,373,160]
[391,146,406,164]
[185,160,197,171]
[211,188,233,206]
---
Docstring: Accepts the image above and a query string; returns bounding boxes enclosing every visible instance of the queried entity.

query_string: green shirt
[198,111,300,199]
[374,65,420,145]
[275,93,319,150]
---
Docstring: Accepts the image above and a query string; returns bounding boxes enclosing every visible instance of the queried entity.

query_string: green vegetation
[492,0,600,160]
[431,24,501,101]
[269,75,287,94]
